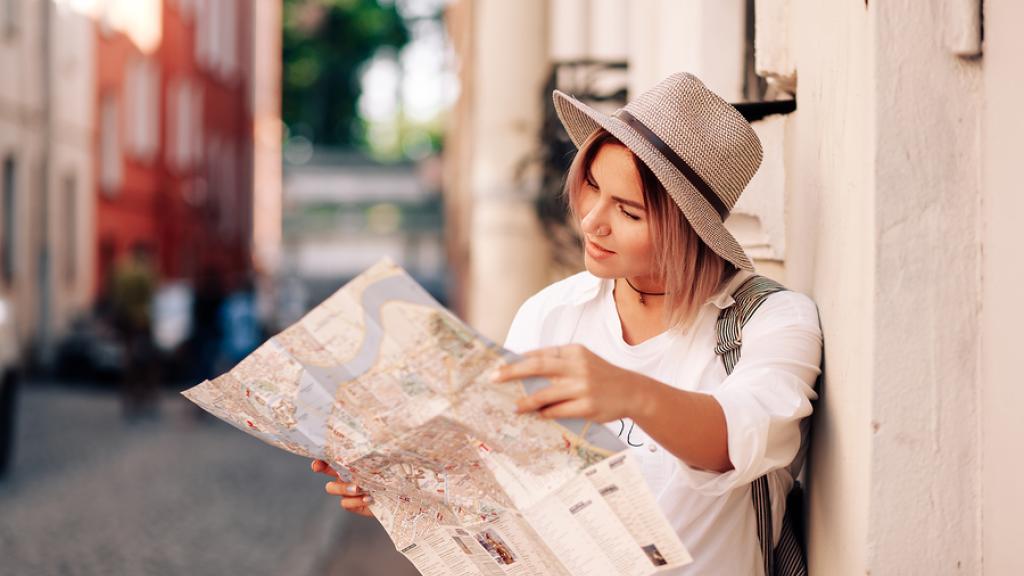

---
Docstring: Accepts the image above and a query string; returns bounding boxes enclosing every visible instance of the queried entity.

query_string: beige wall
[777,0,985,572]
[464,0,552,342]
[867,0,982,571]
[981,0,1024,573]
[0,2,96,355]
[0,0,42,349]
[780,1,875,571]
[49,6,97,336]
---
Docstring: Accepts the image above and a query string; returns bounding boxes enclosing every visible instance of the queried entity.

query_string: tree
[282,0,411,149]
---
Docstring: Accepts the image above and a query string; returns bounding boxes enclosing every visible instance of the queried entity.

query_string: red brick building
[94,0,260,299]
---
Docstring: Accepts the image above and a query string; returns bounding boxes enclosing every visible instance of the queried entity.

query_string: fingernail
[362,496,374,504]
[347,485,359,494]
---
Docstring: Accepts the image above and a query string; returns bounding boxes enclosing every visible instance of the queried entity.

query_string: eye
[619,206,641,221]
[584,174,600,190]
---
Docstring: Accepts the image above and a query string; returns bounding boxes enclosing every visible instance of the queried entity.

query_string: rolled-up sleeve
[678,291,822,496]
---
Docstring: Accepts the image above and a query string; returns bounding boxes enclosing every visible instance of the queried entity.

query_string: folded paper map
[182,259,692,575]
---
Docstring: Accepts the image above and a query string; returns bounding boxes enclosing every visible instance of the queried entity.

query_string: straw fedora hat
[552,72,762,272]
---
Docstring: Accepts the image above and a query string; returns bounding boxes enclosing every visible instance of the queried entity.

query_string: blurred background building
[0,0,283,368]
[282,149,445,312]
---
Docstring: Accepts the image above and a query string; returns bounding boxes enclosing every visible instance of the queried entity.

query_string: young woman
[313,73,822,575]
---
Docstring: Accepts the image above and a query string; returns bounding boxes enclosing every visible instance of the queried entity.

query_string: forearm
[628,374,733,473]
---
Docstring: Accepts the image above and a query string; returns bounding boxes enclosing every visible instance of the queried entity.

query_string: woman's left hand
[492,344,645,423]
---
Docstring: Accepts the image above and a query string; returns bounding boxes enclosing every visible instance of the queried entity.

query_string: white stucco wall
[779,0,984,572]
[868,1,982,572]
[779,0,875,571]
[730,114,788,264]
[980,0,1024,573]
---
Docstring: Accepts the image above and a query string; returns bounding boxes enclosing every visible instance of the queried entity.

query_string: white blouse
[503,269,822,575]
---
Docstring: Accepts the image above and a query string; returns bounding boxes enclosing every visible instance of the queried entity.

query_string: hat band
[613,110,729,220]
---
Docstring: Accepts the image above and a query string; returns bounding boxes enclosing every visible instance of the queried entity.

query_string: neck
[625,276,665,296]
[614,278,667,309]
[612,279,668,344]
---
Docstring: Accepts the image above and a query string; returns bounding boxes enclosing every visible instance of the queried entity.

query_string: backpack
[715,274,812,576]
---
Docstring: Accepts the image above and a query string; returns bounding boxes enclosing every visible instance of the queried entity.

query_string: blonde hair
[564,128,736,332]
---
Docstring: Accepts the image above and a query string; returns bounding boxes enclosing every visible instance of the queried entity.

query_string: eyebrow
[611,195,646,211]
[586,170,646,211]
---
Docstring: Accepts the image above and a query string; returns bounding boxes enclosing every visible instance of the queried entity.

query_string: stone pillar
[466,0,550,342]
[627,0,746,100]
[251,0,283,275]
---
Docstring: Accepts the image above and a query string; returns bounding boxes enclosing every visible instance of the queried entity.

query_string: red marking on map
[246,419,256,429]
[477,441,491,452]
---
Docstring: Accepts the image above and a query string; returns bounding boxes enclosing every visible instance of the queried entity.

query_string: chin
[583,255,620,279]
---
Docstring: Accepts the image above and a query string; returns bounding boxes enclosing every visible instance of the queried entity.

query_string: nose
[579,197,612,237]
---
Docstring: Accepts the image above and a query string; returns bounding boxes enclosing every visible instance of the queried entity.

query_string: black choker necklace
[623,278,666,305]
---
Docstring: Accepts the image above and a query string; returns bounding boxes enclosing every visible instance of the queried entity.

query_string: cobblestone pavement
[0,381,415,576]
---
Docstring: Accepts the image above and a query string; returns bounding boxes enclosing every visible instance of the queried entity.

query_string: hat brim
[552,89,754,272]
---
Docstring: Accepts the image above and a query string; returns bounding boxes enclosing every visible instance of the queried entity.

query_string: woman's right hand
[310,459,374,517]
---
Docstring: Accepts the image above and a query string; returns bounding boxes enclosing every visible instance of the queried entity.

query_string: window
[125,57,160,163]
[221,0,238,78]
[166,77,203,173]
[2,155,15,285]
[195,0,237,77]
[99,93,123,195]
[63,173,76,285]
[2,0,18,40]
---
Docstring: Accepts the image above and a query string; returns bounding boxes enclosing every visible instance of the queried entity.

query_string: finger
[517,384,580,414]
[537,398,594,420]
[523,344,585,359]
[349,504,374,518]
[325,481,364,497]
[340,495,374,512]
[493,356,564,383]
[310,459,340,479]
[522,346,562,359]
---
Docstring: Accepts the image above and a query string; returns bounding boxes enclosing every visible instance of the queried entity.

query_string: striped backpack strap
[716,274,807,576]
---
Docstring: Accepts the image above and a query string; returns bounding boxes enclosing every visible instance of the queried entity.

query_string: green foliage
[282,0,411,148]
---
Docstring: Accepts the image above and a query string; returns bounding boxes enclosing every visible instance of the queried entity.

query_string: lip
[585,239,616,260]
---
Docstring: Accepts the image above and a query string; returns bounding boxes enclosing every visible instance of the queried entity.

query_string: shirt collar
[707,269,755,310]
[569,269,754,309]
[570,273,604,306]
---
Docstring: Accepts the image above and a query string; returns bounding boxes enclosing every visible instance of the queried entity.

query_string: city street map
[182,259,692,575]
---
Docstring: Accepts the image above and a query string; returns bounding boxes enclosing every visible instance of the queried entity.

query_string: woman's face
[577,143,659,284]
